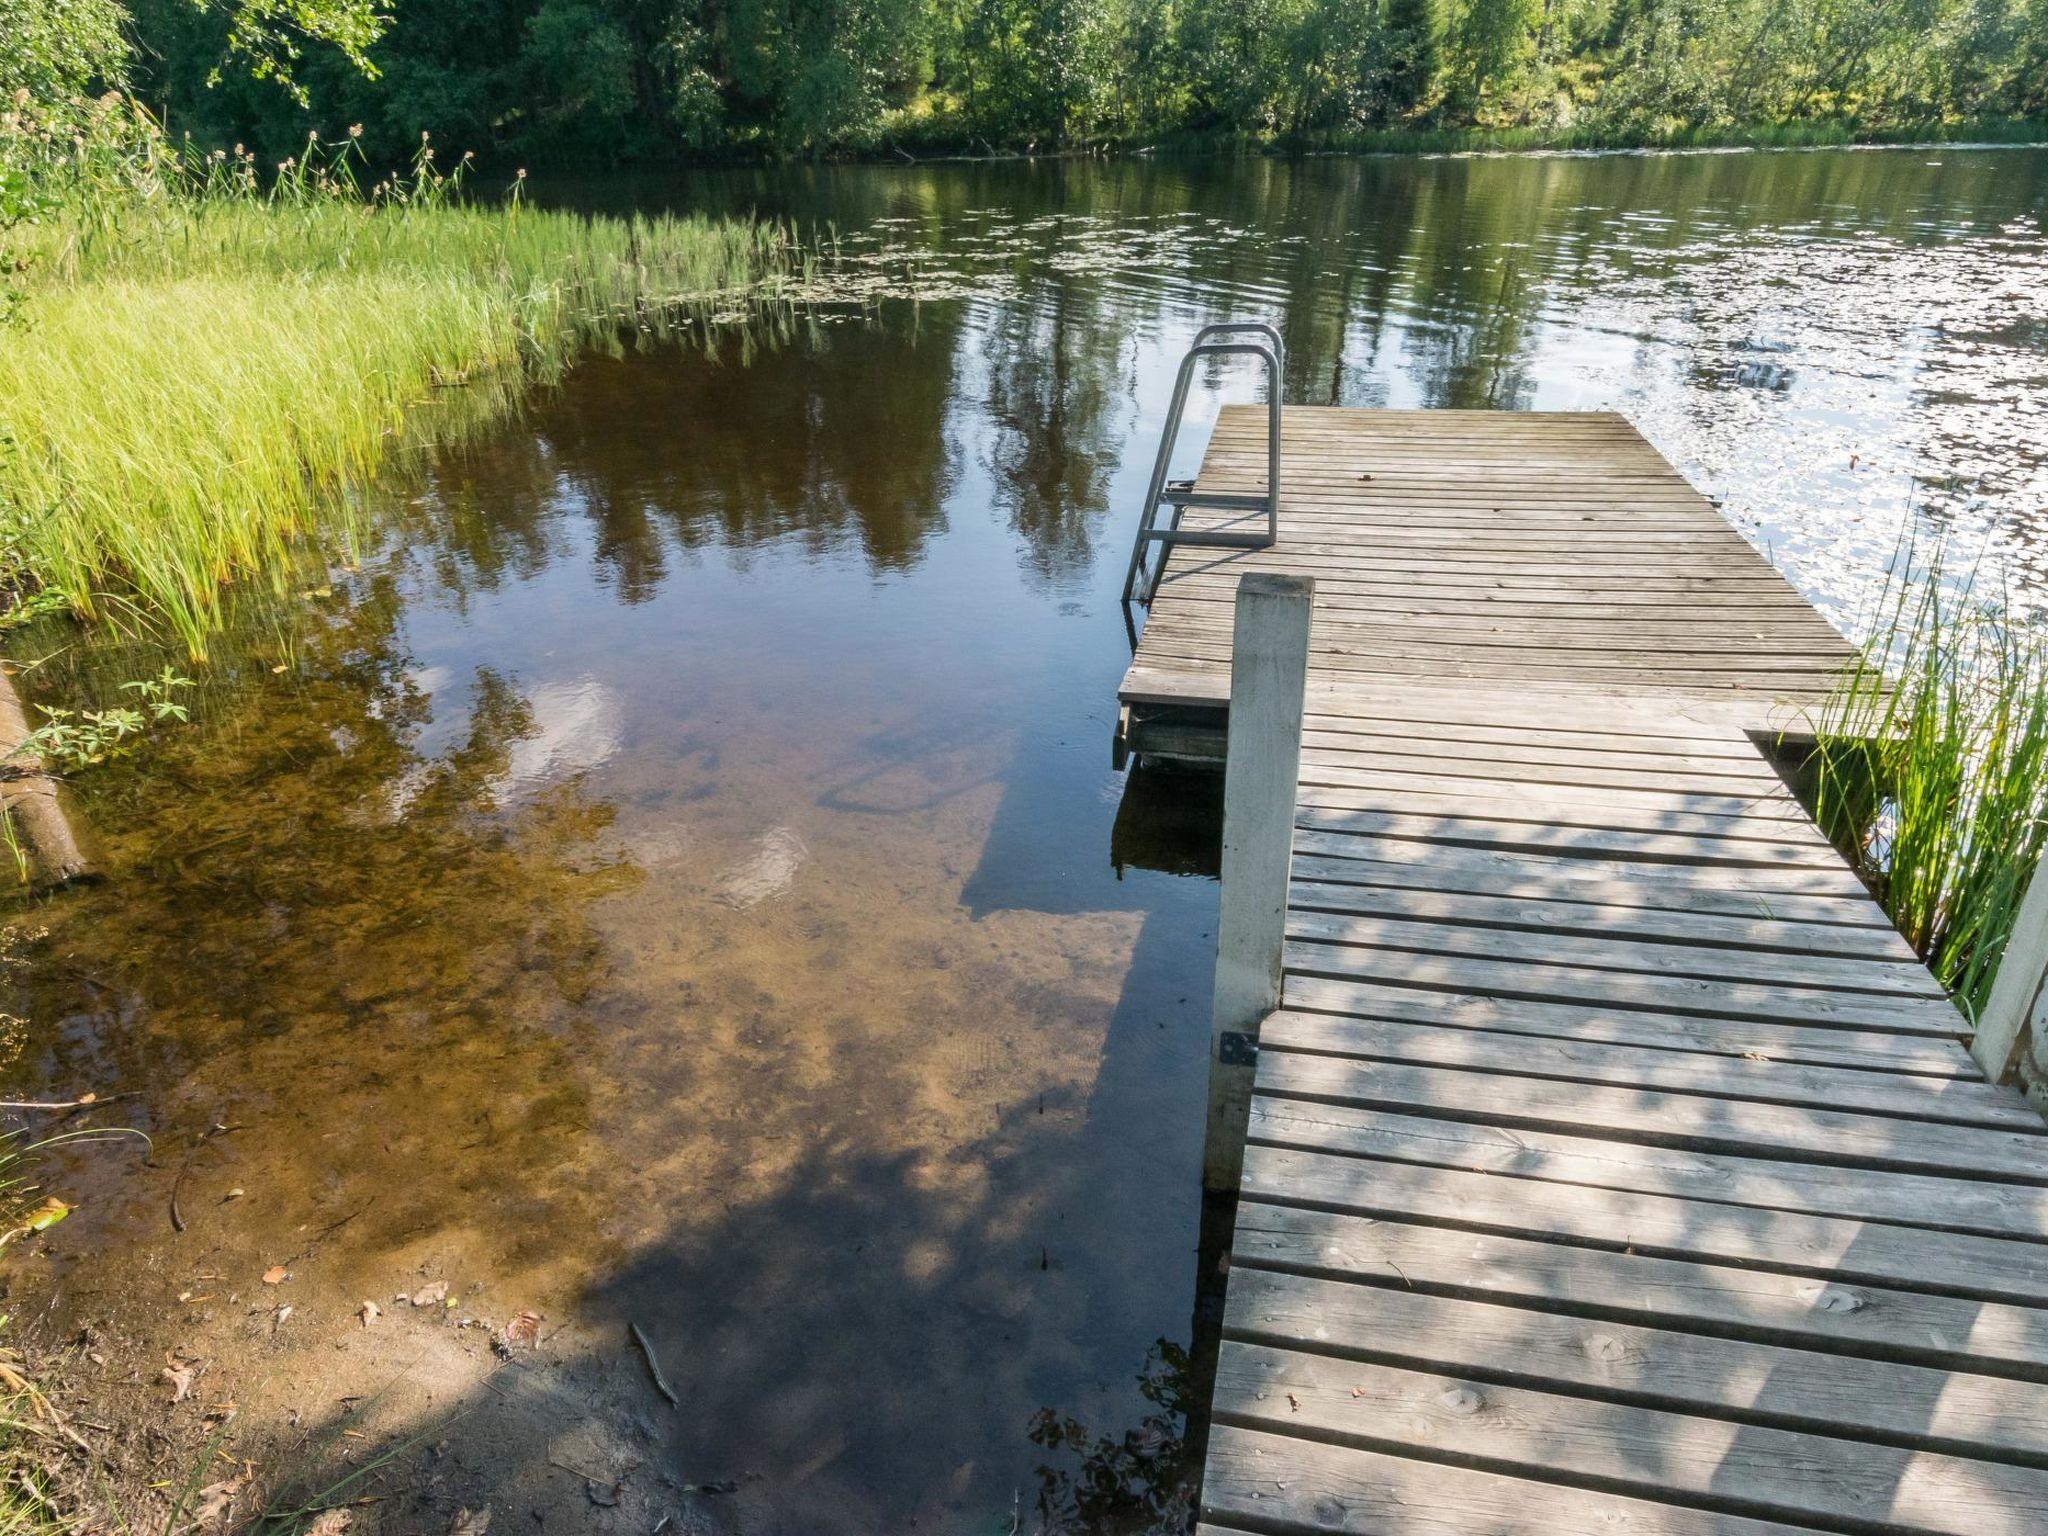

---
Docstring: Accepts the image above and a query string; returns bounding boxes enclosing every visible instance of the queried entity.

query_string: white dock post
[1203,571,1313,1195]
[1972,849,2048,1083]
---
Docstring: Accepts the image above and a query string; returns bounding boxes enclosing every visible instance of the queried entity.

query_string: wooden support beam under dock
[1117,408,2048,1536]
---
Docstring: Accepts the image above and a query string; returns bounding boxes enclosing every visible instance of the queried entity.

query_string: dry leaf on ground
[190,1472,249,1529]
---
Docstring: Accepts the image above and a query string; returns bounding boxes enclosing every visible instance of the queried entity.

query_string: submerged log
[0,664,94,888]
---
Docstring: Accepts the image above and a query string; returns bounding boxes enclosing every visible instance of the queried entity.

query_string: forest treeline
[96,0,2048,166]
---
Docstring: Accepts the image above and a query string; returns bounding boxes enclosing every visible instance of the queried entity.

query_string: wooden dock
[1117,408,2048,1535]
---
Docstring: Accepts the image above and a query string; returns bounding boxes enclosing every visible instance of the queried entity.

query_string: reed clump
[0,100,800,656]
[1806,561,2048,1019]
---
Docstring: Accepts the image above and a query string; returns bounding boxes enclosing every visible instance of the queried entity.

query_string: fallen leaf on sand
[190,1472,247,1528]
[410,1281,449,1308]
[162,1364,195,1403]
[499,1310,543,1349]
[304,1510,352,1535]
[358,1300,380,1328]
[261,1265,288,1285]
[449,1508,491,1536]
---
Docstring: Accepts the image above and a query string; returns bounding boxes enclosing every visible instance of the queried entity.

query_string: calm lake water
[6,148,2047,1533]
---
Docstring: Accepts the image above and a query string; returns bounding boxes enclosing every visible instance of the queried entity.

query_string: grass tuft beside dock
[1809,561,2048,1019]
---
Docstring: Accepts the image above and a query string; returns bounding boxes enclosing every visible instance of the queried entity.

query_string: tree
[2018,0,2048,115]
[0,0,131,98]
[200,0,389,101]
[1374,0,1441,120]
[82,0,2048,162]
[1444,0,1538,116]
[1594,0,1731,128]
[4,0,387,116]
[520,0,639,155]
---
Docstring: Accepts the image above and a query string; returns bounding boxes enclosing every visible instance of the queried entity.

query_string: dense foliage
[2,0,383,103]
[109,0,2048,163]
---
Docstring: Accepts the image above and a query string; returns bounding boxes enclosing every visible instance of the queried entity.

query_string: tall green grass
[0,110,801,655]
[1806,562,2048,1019]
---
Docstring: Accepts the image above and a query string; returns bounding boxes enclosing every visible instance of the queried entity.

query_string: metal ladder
[1120,322,1284,607]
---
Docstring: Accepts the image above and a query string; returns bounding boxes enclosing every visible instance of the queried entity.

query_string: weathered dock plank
[1119,406,2048,1533]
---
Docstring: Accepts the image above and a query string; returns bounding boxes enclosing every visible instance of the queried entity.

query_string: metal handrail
[1120,327,1284,607]
[1194,321,1286,361]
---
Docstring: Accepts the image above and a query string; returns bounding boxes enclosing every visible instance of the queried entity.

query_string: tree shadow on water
[243,1089,1214,1536]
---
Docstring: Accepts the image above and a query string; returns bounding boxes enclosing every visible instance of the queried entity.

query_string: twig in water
[168,1121,239,1233]
[0,1097,107,1110]
[311,1203,369,1238]
[629,1322,679,1409]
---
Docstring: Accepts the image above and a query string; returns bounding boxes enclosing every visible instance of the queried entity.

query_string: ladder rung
[1140,529,1277,549]
[1159,489,1271,510]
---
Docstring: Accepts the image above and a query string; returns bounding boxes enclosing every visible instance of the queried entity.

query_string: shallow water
[4,147,2047,1533]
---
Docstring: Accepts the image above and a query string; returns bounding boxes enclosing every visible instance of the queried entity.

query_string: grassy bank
[1805,564,2048,1022]
[1271,115,2048,158]
[0,113,801,656]
[871,113,2048,162]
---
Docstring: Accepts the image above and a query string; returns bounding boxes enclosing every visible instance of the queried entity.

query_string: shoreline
[522,117,2048,175]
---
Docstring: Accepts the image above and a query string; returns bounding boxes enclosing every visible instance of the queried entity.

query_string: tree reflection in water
[1030,1339,1199,1535]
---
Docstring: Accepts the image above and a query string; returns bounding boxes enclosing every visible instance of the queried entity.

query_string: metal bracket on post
[1121,323,1285,611]
[1201,571,1313,1196]
[1970,849,2048,1083]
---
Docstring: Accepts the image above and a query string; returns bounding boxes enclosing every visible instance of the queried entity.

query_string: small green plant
[1805,555,2048,1019]
[124,666,194,721]
[9,667,191,770]
[0,591,66,633]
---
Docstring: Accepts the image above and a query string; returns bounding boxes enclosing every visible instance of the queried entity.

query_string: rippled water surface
[4,148,2046,1533]
[664,148,2048,614]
